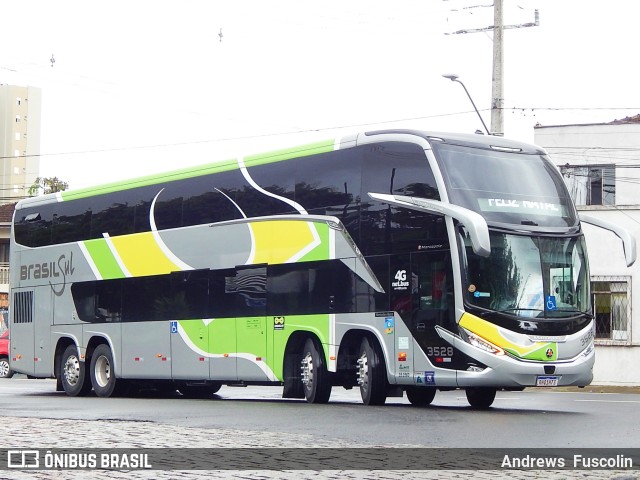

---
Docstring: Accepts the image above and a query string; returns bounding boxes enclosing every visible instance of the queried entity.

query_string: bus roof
[16,130,545,210]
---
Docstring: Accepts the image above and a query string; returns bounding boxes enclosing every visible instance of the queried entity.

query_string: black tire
[178,382,222,398]
[406,386,436,406]
[60,345,92,396]
[357,337,387,406]
[300,338,331,404]
[90,344,124,397]
[0,356,13,379]
[465,387,497,408]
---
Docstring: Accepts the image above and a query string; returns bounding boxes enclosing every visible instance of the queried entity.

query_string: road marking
[574,399,640,403]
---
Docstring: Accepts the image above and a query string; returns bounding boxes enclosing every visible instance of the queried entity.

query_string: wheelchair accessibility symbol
[545,295,557,311]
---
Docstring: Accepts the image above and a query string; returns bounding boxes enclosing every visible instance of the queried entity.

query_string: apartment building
[0,84,41,204]
[0,84,42,306]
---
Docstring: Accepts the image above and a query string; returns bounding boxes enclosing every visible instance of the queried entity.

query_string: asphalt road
[2,377,640,448]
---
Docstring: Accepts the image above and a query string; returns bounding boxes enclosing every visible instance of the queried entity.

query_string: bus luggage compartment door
[9,288,37,376]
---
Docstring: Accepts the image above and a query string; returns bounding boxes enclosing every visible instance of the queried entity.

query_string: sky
[2,0,640,191]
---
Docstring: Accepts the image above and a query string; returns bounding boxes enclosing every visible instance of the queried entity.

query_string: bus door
[207,268,238,381]
[208,266,269,382]
[121,275,172,379]
[407,250,458,384]
[169,270,210,380]
[9,287,44,376]
[233,266,270,381]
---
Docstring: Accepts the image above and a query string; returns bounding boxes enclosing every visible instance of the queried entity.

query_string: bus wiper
[552,308,594,319]
[481,307,543,317]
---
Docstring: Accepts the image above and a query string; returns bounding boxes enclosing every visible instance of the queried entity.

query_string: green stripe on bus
[83,239,125,279]
[270,314,330,380]
[60,140,335,201]
[298,222,330,262]
[243,140,335,167]
[60,159,237,201]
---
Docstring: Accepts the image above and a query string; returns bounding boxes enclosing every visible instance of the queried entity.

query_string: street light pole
[442,73,491,135]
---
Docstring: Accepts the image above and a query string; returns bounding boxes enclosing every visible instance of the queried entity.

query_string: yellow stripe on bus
[459,312,552,359]
[249,220,318,264]
[110,232,182,276]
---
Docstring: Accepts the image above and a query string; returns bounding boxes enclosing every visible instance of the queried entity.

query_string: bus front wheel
[90,344,125,397]
[60,345,92,397]
[300,338,331,404]
[357,337,387,406]
[465,387,496,408]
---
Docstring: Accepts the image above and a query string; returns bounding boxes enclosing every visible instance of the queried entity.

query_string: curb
[526,385,640,394]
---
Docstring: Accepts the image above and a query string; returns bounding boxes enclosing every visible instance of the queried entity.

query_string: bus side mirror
[579,214,636,267]
[368,193,491,257]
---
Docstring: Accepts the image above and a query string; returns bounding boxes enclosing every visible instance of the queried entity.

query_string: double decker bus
[9,130,635,407]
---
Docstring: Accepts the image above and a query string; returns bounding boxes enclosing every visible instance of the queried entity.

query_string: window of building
[15,115,20,123]
[592,276,630,344]
[16,97,21,106]
[0,244,9,263]
[15,132,20,141]
[560,164,615,206]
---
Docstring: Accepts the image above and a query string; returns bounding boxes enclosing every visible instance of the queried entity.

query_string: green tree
[28,176,69,196]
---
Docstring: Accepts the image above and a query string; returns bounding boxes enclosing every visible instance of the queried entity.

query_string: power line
[515,106,640,112]
[0,109,487,161]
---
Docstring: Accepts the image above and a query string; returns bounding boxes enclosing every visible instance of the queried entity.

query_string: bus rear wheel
[406,387,436,406]
[300,338,331,404]
[357,337,387,406]
[465,387,496,408]
[60,345,92,396]
[90,344,126,397]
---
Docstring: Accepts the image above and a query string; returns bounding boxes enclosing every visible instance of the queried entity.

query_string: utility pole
[445,2,539,136]
[491,0,504,136]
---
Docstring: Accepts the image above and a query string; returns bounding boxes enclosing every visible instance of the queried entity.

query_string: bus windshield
[432,142,577,228]
[461,231,590,318]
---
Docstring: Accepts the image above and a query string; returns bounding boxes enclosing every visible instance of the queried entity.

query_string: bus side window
[209,268,240,318]
[71,282,97,321]
[267,264,309,316]
[182,170,246,226]
[14,204,56,247]
[170,270,209,319]
[230,267,266,316]
[95,280,122,322]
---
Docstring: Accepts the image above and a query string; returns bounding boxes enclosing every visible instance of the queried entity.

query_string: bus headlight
[462,329,505,356]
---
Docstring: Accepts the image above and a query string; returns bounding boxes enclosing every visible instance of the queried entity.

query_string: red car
[0,328,12,379]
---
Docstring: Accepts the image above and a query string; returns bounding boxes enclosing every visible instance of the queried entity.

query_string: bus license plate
[536,375,559,387]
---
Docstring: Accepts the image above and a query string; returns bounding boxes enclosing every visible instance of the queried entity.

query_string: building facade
[535,117,640,385]
[0,84,41,306]
[0,84,41,204]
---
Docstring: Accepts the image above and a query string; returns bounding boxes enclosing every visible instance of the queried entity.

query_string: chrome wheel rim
[63,355,80,386]
[94,355,111,388]
[357,352,370,393]
[301,352,314,389]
